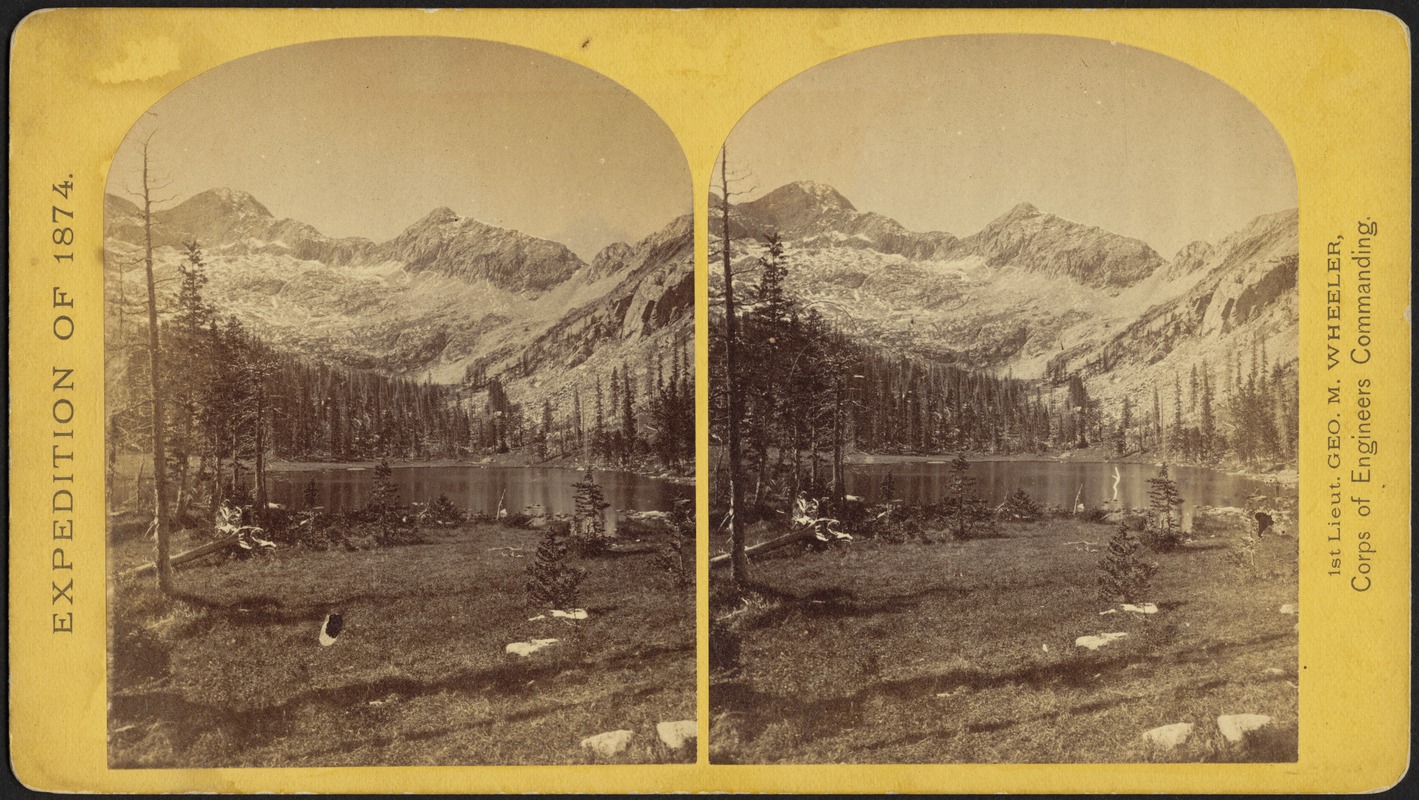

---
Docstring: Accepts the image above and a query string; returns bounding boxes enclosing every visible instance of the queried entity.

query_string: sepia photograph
[708,35,1300,764]
[103,37,696,767]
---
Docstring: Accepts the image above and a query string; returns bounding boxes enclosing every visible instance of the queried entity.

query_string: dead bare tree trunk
[254,377,268,519]
[832,374,846,509]
[137,136,174,594]
[720,149,749,587]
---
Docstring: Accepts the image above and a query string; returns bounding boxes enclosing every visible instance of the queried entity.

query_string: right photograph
[708,35,1300,764]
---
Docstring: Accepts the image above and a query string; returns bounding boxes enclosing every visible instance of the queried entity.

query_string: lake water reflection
[269,465,691,536]
[847,460,1286,523]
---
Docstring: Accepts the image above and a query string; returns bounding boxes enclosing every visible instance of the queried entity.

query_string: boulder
[1075,632,1129,651]
[505,638,559,657]
[551,608,589,621]
[1279,603,1297,615]
[1217,714,1273,742]
[580,729,634,758]
[1263,667,1286,677]
[1121,603,1158,614]
[656,720,697,750]
[1141,722,1194,749]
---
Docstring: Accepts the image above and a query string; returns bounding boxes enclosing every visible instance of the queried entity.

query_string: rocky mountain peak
[417,206,462,227]
[751,181,858,216]
[178,187,273,220]
[965,203,1163,288]
[1004,201,1042,219]
[589,241,636,281]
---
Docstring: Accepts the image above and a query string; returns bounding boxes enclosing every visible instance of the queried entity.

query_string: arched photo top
[706,33,1302,768]
[719,34,1295,260]
[108,36,690,262]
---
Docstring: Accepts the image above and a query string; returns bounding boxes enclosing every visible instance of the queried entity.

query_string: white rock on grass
[1264,667,1286,677]
[1141,723,1194,749]
[580,729,634,758]
[1279,603,1298,615]
[656,720,697,750]
[505,638,559,657]
[551,608,589,620]
[1217,714,1273,742]
[1075,632,1129,651]
[1122,603,1158,614]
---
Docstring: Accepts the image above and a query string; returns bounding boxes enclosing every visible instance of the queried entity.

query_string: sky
[107,37,689,261]
[725,35,1297,258]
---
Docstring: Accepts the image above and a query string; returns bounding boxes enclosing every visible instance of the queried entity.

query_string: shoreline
[264,456,695,486]
[845,450,1299,488]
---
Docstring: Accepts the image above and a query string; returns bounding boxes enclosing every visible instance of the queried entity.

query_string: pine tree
[1143,464,1185,552]
[593,378,608,463]
[944,453,992,539]
[1097,524,1158,603]
[369,459,414,545]
[1199,365,1216,462]
[571,386,585,462]
[525,523,585,610]
[620,364,636,464]
[879,470,896,502]
[1116,396,1132,455]
[571,469,611,555]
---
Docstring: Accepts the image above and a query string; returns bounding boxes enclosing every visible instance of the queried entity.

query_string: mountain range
[715,181,1299,410]
[104,188,694,409]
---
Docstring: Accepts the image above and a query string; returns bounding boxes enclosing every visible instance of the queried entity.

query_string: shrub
[525,522,585,610]
[655,499,695,589]
[425,494,465,527]
[1079,506,1111,524]
[709,618,742,674]
[500,512,535,530]
[1140,526,1185,553]
[1097,524,1158,603]
[999,488,1043,522]
[1227,533,1262,578]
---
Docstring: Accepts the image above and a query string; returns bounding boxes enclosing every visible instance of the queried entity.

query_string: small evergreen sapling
[571,470,611,556]
[655,499,695,589]
[879,470,897,502]
[1143,464,1185,552]
[944,454,993,539]
[369,460,418,545]
[1097,523,1158,603]
[525,521,585,610]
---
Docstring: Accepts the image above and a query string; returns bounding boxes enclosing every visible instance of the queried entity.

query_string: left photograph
[103,37,696,767]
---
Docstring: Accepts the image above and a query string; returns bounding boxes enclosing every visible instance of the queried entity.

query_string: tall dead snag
[719,149,749,587]
[136,135,174,593]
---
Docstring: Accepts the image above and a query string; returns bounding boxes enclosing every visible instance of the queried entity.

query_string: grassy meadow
[107,521,695,767]
[709,513,1299,764]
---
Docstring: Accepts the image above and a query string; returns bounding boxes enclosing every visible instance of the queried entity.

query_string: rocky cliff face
[713,182,1297,389]
[381,207,585,292]
[1044,209,1299,406]
[959,202,1163,288]
[104,188,694,394]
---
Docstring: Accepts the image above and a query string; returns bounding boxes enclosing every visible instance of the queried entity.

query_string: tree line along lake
[269,459,1283,531]
[268,464,692,535]
[846,459,1287,523]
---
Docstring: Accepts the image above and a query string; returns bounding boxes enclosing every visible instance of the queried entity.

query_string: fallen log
[708,527,817,568]
[119,533,244,579]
